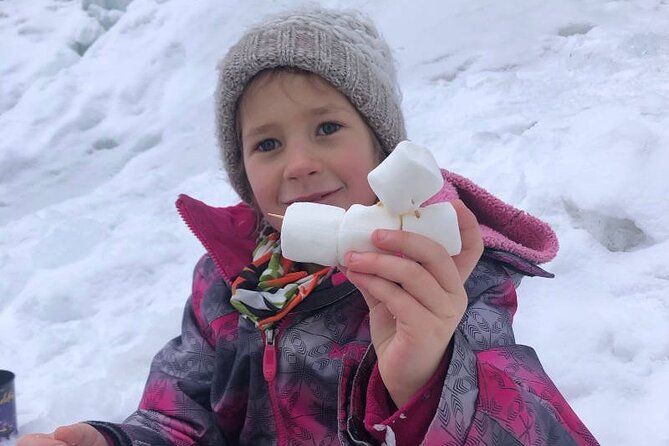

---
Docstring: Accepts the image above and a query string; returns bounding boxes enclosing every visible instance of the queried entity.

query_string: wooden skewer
[268,213,284,220]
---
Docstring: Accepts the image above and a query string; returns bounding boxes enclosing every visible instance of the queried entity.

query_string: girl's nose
[282,144,322,180]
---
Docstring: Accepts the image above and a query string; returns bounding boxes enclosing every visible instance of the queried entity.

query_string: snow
[1,0,668,445]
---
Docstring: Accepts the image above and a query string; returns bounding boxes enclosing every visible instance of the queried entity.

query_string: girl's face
[239,72,380,231]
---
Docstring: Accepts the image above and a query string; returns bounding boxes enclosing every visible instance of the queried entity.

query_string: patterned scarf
[231,224,332,329]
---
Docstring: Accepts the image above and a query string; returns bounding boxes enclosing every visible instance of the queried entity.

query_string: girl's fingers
[344,200,482,324]
[346,269,433,327]
[346,248,457,319]
[368,227,464,294]
[364,200,483,289]
[53,424,107,446]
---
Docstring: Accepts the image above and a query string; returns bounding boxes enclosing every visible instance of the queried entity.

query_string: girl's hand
[17,423,108,446]
[342,200,483,407]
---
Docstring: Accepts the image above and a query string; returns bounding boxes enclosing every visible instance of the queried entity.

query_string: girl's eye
[317,122,341,136]
[257,138,280,152]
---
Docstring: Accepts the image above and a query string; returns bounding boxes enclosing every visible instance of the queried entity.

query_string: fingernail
[376,230,388,241]
[347,252,360,264]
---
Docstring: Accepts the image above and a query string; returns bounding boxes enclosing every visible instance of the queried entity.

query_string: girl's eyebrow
[243,104,352,139]
[310,104,351,116]
[244,123,275,140]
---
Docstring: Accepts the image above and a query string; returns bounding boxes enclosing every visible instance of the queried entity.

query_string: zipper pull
[263,327,277,382]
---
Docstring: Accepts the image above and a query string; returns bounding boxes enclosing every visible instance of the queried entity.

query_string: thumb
[53,424,108,446]
[451,199,483,281]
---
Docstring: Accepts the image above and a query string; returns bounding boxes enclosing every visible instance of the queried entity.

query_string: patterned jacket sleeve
[349,251,599,446]
[87,256,229,446]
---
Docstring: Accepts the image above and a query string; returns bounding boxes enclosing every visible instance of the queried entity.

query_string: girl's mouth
[286,188,341,205]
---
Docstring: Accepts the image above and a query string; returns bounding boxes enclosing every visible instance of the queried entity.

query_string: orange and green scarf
[231,225,332,329]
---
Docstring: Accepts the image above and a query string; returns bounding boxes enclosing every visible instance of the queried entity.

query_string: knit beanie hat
[215,7,407,204]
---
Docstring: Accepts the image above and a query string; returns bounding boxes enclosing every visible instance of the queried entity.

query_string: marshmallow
[279,141,462,266]
[401,202,461,255]
[280,202,345,266]
[280,201,461,266]
[367,141,444,216]
[337,203,400,265]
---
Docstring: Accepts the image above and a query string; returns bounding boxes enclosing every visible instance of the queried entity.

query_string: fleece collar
[176,169,558,282]
[429,170,559,264]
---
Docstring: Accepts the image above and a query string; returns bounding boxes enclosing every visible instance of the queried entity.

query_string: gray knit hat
[215,7,407,204]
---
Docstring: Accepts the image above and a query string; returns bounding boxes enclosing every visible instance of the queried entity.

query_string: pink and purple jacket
[88,170,599,445]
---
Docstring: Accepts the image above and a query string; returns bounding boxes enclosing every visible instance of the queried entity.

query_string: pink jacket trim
[425,170,559,264]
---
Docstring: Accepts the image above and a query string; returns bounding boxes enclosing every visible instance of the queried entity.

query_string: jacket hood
[428,170,558,264]
[176,169,558,282]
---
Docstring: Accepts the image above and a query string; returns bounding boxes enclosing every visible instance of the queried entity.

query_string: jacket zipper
[262,325,287,445]
[176,198,234,285]
[263,327,278,381]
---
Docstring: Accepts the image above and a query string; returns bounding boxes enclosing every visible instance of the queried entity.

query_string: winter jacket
[89,170,599,446]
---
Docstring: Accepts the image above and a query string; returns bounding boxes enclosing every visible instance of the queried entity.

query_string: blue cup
[0,370,16,441]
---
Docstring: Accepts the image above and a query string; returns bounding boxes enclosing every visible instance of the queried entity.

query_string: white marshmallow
[280,202,345,266]
[401,202,462,255]
[280,202,461,265]
[367,141,444,216]
[280,142,458,266]
[337,203,400,265]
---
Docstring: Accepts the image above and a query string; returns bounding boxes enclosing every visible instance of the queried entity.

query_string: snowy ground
[1,0,668,445]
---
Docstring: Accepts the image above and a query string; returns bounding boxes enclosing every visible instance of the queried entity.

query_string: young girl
[19,7,599,446]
